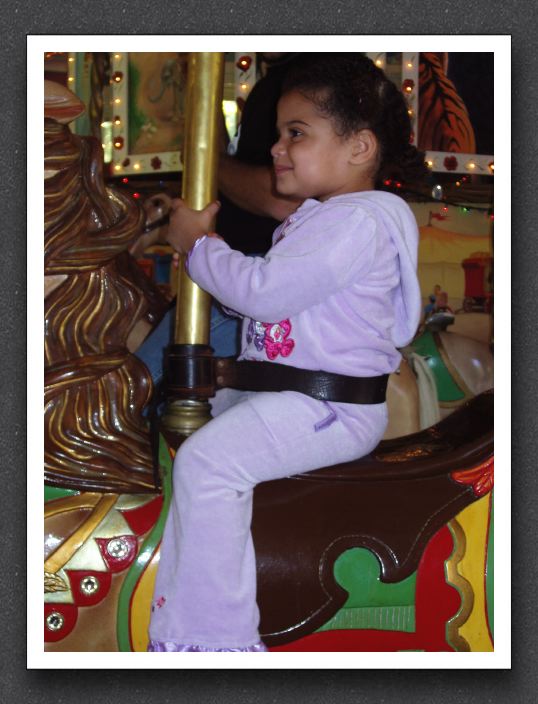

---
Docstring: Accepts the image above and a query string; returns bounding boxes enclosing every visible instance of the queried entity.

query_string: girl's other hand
[166,198,221,254]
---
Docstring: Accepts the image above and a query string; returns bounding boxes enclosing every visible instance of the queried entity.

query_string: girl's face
[271,90,367,201]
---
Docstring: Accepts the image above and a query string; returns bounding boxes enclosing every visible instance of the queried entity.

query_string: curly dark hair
[282,53,428,187]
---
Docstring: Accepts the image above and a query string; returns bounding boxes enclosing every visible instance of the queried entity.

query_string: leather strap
[214,358,389,404]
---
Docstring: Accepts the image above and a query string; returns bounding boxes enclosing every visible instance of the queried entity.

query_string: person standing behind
[216,53,308,251]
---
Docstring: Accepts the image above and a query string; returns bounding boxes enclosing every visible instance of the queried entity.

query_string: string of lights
[382,178,494,218]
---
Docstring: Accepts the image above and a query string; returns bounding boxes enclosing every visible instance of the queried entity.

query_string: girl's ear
[349,129,378,165]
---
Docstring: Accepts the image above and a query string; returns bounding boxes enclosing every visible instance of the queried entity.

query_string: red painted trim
[95,535,138,573]
[44,603,78,643]
[119,496,163,537]
[451,457,494,498]
[65,570,112,607]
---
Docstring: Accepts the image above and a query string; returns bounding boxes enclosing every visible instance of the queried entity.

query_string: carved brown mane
[44,115,167,493]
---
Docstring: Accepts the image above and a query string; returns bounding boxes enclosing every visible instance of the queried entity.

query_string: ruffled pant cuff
[147,639,268,652]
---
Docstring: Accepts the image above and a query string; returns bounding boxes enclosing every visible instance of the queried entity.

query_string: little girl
[148,53,427,652]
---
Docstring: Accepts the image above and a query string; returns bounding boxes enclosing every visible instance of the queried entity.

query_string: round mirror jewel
[80,575,100,596]
[46,611,64,631]
[107,537,130,559]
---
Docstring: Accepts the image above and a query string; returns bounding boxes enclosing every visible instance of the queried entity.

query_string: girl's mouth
[274,165,292,175]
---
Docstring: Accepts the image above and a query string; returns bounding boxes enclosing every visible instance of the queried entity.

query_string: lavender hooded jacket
[187,191,421,377]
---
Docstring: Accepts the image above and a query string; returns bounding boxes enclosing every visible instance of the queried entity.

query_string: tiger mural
[418,52,476,154]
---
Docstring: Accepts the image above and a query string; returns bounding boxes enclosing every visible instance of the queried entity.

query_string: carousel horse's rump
[383,358,422,439]
[253,390,493,646]
[412,326,493,420]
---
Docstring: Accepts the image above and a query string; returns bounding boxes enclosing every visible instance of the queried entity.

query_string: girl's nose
[271,137,285,159]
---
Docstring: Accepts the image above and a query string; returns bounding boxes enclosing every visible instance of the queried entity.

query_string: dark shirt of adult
[216,53,306,256]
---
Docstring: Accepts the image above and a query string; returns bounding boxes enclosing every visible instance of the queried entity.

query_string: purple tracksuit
[148,191,421,651]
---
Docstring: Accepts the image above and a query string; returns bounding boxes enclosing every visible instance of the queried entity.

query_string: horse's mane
[44,118,163,493]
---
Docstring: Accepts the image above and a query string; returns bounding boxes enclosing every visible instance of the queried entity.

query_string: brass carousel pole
[161,52,225,441]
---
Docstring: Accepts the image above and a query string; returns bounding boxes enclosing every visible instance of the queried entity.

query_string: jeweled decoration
[46,611,65,631]
[107,537,130,559]
[80,575,100,596]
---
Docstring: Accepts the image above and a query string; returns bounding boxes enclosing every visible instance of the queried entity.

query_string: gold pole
[174,52,224,344]
[161,52,224,438]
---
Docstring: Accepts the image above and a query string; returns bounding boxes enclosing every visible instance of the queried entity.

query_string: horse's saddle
[252,389,493,646]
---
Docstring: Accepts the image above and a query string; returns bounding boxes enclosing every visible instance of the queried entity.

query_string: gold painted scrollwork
[445,518,473,651]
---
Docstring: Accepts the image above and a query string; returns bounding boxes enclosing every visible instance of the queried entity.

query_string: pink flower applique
[262,319,295,360]
[152,596,166,612]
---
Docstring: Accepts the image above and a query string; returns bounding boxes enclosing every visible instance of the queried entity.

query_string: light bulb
[432,184,443,200]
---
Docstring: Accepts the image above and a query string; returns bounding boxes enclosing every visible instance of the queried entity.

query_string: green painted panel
[44,486,80,503]
[318,548,417,633]
[128,62,150,150]
[411,330,465,402]
[333,548,416,607]
[318,605,415,633]
[72,53,92,137]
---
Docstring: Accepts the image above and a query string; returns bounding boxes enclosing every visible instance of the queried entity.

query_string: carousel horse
[44,82,493,653]
[412,313,493,421]
[44,81,171,649]
[443,311,493,347]
[44,80,169,495]
[44,390,493,652]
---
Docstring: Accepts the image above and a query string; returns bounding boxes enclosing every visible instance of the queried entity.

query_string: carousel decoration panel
[109,52,189,176]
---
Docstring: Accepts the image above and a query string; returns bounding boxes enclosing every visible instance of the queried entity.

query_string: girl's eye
[290,128,302,138]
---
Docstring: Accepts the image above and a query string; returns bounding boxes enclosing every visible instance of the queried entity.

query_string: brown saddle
[252,389,493,646]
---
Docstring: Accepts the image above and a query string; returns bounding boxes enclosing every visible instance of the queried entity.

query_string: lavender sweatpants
[148,388,388,650]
